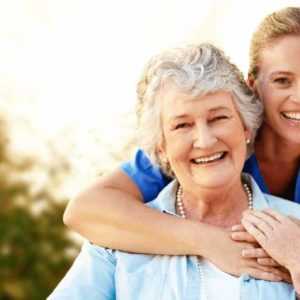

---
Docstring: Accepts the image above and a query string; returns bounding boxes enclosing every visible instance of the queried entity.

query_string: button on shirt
[48,175,298,300]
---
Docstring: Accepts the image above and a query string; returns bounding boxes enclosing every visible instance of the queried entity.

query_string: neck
[179,180,250,228]
[254,124,300,199]
[256,124,300,164]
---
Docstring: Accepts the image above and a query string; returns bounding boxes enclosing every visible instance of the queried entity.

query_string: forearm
[64,187,215,256]
[64,188,287,280]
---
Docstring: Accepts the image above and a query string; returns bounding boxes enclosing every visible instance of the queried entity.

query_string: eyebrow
[209,107,230,113]
[269,71,292,77]
[170,114,189,120]
[169,106,230,120]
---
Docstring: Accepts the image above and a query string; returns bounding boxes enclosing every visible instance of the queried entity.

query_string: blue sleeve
[121,149,171,203]
[47,242,116,300]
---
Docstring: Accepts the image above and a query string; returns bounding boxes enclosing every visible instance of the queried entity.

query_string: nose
[193,124,218,149]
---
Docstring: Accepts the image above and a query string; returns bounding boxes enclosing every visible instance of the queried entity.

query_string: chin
[192,175,236,190]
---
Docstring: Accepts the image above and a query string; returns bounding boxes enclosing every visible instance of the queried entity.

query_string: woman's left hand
[240,209,300,270]
[231,223,280,267]
[241,209,300,292]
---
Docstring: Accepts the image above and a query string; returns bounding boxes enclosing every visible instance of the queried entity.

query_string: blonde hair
[136,44,263,177]
[249,7,300,78]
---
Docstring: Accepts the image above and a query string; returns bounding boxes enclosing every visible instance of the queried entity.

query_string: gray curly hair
[136,43,263,177]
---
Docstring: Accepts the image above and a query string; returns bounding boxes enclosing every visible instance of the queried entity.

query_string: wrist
[289,266,300,295]
[194,222,225,258]
[185,219,211,256]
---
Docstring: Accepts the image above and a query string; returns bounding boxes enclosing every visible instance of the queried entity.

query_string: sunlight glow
[1,0,299,192]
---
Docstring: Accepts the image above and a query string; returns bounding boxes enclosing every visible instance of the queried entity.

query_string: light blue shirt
[48,175,299,300]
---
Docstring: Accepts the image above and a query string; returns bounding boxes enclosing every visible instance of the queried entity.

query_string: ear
[247,74,254,88]
[247,74,257,94]
[156,141,168,164]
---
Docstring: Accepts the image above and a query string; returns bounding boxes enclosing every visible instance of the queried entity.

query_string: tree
[0,115,80,300]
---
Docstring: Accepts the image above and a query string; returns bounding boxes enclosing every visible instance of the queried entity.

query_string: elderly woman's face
[158,87,250,190]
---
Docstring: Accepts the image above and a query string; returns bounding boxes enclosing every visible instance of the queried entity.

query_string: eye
[174,122,191,130]
[273,77,291,86]
[210,115,229,122]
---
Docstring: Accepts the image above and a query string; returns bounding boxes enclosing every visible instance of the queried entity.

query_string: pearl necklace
[176,183,253,218]
[175,182,253,300]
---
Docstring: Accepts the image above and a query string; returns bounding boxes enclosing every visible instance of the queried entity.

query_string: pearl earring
[161,157,168,164]
[246,138,251,144]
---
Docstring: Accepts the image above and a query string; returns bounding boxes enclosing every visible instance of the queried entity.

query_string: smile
[191,152,226,164]
[281,112,300,121]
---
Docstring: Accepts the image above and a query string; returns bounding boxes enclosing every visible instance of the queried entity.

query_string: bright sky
[1,0,299,194]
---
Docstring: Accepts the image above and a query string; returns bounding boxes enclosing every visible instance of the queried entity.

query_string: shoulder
[146,180,178,214]
[246,173,300,218]
[48,242,116,299]
[264,194,300,219]
[121,148,171,202]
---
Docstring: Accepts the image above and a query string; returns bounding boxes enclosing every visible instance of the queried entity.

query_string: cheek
[229,134,246,152]
[256,78,274,103]
[165,133,193,161]
[256,85,276,120]
[219,123,247,149]
[257,82,286,111]
[257,84,273,104]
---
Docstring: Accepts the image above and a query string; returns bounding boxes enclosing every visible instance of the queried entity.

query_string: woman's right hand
[206,226,290,282]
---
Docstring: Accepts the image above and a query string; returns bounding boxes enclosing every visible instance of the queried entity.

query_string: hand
[241,209,300,289]
[241,209,300,269]
[230,223,292,283]
[231,224,281,267]
[206,227,287,281]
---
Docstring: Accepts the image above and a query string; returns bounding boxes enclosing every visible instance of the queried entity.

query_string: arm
[64,169,284,280]
[64,168,212,255]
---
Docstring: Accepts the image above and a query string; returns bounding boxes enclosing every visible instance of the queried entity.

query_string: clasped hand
[231,209,300,286]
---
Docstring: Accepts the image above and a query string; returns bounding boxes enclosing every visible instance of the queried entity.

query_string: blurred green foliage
[0,117,80,300]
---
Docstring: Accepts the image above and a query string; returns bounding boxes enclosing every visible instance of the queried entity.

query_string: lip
[280,112,300,127]
[190,151,227,165]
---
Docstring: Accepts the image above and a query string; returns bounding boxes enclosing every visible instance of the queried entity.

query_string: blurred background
[0,0,299,299]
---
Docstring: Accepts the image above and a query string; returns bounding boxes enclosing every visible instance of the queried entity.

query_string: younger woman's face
[254,35,300,145]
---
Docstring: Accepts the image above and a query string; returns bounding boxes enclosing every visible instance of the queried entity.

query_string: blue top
[121,149,300,203]
[48,176,298,300]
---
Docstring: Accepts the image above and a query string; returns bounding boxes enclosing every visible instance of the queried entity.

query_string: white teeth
[282,112,300,120]
[193,152,224,164]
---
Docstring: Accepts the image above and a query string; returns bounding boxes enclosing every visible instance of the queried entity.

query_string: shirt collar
[147,173,271,214]
[146,180,178,216]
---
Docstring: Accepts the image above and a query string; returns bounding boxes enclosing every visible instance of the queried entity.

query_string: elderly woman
[49,44,300,299]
